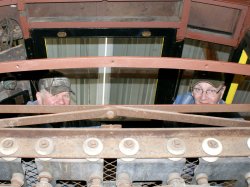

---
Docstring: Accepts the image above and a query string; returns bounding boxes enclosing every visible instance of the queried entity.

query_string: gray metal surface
[194,157,250,187]
[117,158,186,185]
[36,158,104,186]
[0,158,23,181]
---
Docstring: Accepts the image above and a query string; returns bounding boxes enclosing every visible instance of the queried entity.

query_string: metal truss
[0,57,250,187]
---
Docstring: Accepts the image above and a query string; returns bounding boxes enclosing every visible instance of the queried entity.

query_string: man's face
[36,90,71,105]
[192,82,225,104]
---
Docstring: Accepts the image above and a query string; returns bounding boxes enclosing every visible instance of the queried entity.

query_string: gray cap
[191,71,225,88]
[38,77,74,95]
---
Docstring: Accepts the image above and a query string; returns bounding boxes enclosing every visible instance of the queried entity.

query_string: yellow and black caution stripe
[226,49,248,104]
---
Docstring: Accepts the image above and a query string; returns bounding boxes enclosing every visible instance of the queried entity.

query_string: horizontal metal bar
[0,106,249,128]
[29,21,181,29]
[0,104,249,114]
[116,106,250,127]
[0,127,249,158]
[1,57,250,75]
[0,107,111,127]
[0,0,100,6]
[186,29,237,47]
[0,0,17,6]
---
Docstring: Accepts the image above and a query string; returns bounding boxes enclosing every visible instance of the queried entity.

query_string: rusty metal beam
[176,0,191,41]
[0,104,249,114]
[115,106,250,127]
[0,0,100,6]
[17,0,30,39]
[0,127,249,158]
[25,0,101,2]
[0,57,250,75]
[186,29,238,46]
[0,0,249,47]
[0,0,17,6]
[0,106,249,128]
[28,21,181,29]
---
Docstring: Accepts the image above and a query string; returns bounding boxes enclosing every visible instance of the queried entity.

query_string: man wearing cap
[26,71,101,128]
[173,71,242,120]
[24,72,73,128]
[174,71,226,105]
[28,76,73,105]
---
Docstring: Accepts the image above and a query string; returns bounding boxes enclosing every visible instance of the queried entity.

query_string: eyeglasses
[192,87,223,96]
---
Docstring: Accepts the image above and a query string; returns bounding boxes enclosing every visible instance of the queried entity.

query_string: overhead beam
[1,104,250,114]
[1,57,250,75]
[0,105,249,128]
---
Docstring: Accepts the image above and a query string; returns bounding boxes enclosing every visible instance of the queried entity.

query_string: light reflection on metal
[57,31,67,38]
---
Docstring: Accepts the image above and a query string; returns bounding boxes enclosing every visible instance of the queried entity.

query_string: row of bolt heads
[0,137,250,161]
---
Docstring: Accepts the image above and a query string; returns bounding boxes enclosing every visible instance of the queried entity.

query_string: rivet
[83,138,103,156]
[35,138,54,156]
[0,138,18,155]
[2,139,14,148]
[106,110,116,119]
[167,138,186,156]
[202,138,222,156]
[119,138,139,156]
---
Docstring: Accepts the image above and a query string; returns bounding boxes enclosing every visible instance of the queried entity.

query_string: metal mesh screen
[133,181,162,187]
[7,158,242,187]
[21,159,39,187]
[56,180,87,187]
[181,158,199,184]
[209,180,237,187]
[103,159,117,181]
[180,158,237,186]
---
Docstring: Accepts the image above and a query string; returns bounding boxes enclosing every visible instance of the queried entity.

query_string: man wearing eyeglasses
[172,71,242,124]
[174,71,226,105]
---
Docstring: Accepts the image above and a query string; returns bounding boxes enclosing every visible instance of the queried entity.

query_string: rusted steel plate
[0,104,250,114]
[0,127,249,158]
[0,57,250,75]
[0,106,249,128]
[189,1,243,33]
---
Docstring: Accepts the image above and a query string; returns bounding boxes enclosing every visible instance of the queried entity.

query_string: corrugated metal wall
[45,37,250,110]
[45,37,162,105]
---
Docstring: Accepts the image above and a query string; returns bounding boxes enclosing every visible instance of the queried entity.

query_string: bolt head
[88,140,98,148]
[2,139,14,148]
[39,139,49,148]
[106,111,115,119]
[207,140,218,148]
[124,140,134,149]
